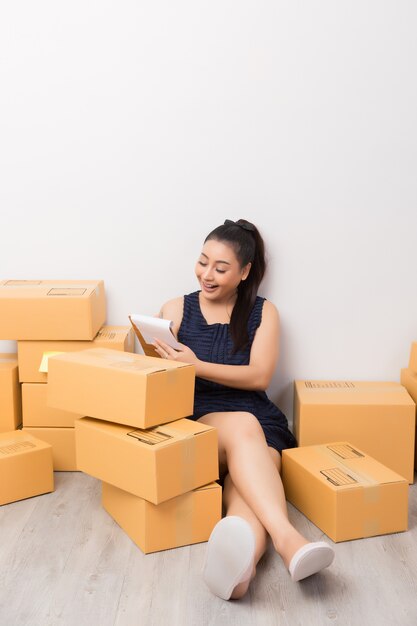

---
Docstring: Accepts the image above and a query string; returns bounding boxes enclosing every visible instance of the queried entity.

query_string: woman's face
[195,239,251,303]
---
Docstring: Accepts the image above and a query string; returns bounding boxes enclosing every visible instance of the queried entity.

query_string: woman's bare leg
[222,447,278,599]
[198,412,309,568]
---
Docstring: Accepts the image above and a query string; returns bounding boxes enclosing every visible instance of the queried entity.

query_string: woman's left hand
[152,338,199,366]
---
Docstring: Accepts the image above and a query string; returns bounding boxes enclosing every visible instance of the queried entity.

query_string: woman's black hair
[204,218,266,353]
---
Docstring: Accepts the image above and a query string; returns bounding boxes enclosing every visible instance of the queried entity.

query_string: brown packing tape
[179,433,196,495]
[174,491,194,547]
[166,366,179,386]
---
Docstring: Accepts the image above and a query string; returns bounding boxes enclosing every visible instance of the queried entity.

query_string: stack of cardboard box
[292,380,415,483]
[47,348,222,553]
[281,378,416,542]
[400,342,417,473]
[0,279,136,472]
[20,326,134,470]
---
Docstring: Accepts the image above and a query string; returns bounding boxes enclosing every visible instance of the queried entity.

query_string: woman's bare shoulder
[261,299,280,323]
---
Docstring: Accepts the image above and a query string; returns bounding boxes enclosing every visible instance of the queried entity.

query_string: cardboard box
[0,430,54,505]
[294,380,415,483]
[0,279,106,340]
[282,442,408,542]
[409,343,417,374]
[22,383,81,427]
[18,325,134,383]
[102,481,222,553]
[75,417,218,504]
[0,353,22,432]
[48,348,195,429]
[23,427,77,471]
[400,368,417,470]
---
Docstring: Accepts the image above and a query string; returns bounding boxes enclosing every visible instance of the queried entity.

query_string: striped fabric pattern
[178,291,297,452]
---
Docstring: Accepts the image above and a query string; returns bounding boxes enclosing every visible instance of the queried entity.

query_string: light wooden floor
[0,472,416,626]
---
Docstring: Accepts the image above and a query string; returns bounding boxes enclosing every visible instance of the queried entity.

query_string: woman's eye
[216,269,226,274]
[198,261,207,267]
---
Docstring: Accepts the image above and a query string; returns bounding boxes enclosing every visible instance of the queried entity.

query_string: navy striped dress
[178,291,297,453]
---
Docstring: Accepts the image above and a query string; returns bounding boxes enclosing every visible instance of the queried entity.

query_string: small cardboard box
[22,383,81,427]
[18,325,134,383]
[102,481,222,554]
[75,417,218,504]
[0,354,22,432]
[48,348,195,429]
[294,380,415,483]
[0,430,54,505]
[408,343,417,374]
[400,368,417,470]
[23,426,77,471]
[282,442,408,542]
[0,279,106,340]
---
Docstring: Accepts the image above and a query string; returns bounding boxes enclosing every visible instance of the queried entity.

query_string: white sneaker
[289,541,335,582]
[203,516,256,600]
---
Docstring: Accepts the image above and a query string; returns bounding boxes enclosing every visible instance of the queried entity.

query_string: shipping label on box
[18,325,134,383]
[0,354,22,432]
[0,279,106,340]
[294,380,416,483]
[75,417,218,504]
[0,430,54,505]
[282,442,408,542]
[102,481,222,553]
[23,426,77,471]
[22,383,81,427]
[48,348,195,428]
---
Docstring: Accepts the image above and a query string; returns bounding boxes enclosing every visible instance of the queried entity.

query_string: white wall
[1,2,416,420]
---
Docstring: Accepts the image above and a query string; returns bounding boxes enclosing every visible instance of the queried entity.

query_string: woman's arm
[155,300,280,391]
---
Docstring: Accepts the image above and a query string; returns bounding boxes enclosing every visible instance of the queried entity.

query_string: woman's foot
[289,541,335,582]
[272,527,335,582]
[203,516,256,600]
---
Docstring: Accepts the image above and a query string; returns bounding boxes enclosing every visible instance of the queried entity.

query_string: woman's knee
[228,412,266,445]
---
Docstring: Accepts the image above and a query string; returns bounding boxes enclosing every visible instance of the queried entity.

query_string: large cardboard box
[0,354,22,432]
[75,417,218,504]
[400,368,417,470]
[18,325,134,383]
[48,348,195,429]
[22,383,81,427]
[294,380,415,483]
[0,430,54,505]
[408,343,417,374]
[102,481,222,553]
[23,426,77,471]
[282,442,408,542]
[0,280,106,340]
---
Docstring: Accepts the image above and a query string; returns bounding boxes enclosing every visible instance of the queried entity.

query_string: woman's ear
[241,262,252,281]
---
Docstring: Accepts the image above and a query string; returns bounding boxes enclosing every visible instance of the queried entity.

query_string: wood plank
[0,472,416,625]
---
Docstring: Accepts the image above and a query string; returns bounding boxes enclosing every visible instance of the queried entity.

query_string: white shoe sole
[289,541,335,582]
[203,516,256,600]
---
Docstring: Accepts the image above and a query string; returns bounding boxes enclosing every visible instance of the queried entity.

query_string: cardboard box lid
[0,430,52,457]
[50,347,192,375]
[295,380,414,407]
[77,417,214,450]
[0,353,18,370]
[283,442,408,490]
[0,280,103,299]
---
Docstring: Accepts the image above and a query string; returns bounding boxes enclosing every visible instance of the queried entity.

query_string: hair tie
[224,219,255,232]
